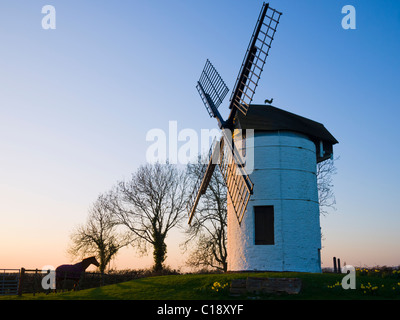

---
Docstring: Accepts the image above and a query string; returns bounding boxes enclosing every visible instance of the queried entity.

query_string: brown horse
[55,256,99,291]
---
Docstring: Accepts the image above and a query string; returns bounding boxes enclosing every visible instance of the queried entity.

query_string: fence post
[333,257,337,273]
[32,269,39,296]
[337,259,341,273]
[18,268,25,296]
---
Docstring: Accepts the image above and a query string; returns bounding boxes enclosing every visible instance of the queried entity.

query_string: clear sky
[0,0,399,271]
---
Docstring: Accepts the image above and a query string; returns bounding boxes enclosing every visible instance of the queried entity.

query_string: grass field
[1,271,400,300]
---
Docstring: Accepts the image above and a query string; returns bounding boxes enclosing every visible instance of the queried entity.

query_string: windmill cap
[235,104,338,145]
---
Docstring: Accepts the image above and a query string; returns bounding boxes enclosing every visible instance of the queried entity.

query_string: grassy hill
[2,271,400,300]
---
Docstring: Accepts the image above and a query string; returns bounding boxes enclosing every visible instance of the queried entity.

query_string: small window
[254,206,274,245]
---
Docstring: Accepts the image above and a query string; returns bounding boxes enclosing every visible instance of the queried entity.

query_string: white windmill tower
[187,3,338,273]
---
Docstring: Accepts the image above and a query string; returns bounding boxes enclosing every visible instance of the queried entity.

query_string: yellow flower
[211,281,228,292]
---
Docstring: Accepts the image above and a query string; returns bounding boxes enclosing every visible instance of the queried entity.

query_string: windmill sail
[196,60,229,127]
[229,3,282,118]
[187,140,220,225]
[187,132,253,225]
[219,131,254,224]
[190,2,281,225]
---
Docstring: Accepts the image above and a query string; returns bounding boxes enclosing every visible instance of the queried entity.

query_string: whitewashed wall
[227,131,322,273]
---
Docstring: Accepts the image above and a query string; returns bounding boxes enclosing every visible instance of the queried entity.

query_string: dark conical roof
[235,104,338,145]
[234,104,338,162]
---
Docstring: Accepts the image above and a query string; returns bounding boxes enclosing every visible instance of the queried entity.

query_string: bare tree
[68,194,132,273]
[183,160,228,272]
[317,157,338,216]
[109,162,188,272]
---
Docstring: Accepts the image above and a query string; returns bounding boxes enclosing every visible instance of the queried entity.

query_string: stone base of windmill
[230,277,302,296]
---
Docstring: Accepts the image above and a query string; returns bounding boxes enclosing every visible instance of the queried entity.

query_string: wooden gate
[0,269,20,296]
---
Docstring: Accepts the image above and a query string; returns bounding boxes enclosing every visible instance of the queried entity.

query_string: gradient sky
[0,0,399,271]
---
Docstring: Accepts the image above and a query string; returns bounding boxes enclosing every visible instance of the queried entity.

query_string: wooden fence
[2,268,180,296]
[18,268,55,296]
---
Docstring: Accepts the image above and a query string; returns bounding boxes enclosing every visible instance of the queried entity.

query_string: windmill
[188,3,338,273]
